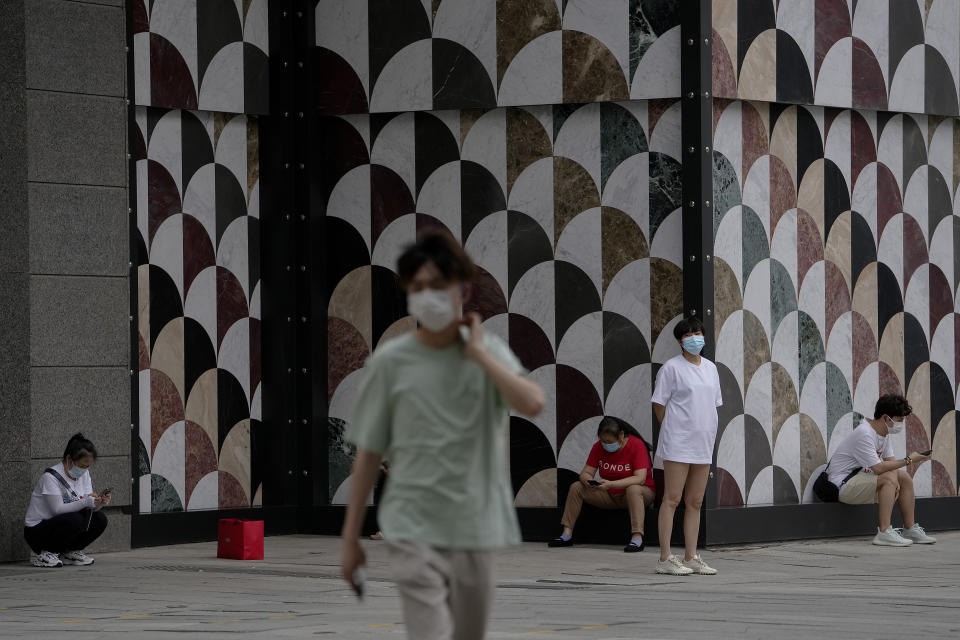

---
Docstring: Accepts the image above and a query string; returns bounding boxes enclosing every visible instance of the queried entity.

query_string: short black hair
[597,416,625,438]
[874,394,912,420]
[673,315,705,341]
[62,432,97,462]
[397,232,475,287]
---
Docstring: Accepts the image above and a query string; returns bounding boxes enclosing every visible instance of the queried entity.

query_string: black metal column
[680,2,717,525]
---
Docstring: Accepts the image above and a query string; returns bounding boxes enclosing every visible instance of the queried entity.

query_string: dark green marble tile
[742,205,769,286]
[713,151,741,237]
[649,151,682,240]
[328,417,356,502]
[600,102,647,192]
[798,311,824,391]
[150,473,183,513]
[770,258,797,336]
[825,362,852,442]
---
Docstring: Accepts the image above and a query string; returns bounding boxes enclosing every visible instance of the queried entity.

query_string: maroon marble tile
[139,333,150,371]
[905,415,930,478]
[851,311,878,389]
[218,470,248,508]
[716,467,744,506]
[185,420,218,505]
[797,209,824,289]
[464,266,508,321]
[825,260,851,343]
[150,33,198,110]
[712,28,737,99]
[931,460,955,497]
[876,163,902,238]
[556,364,603,453]
[151,369,184,455]
[371,165,415,248]
[183,214,215,297]
[328,317,370,403]
[216,266,249,350]
[878,361,903,396]
[742,102,769,184]
[929,265,953,331]
[814,0,851,81]
[770,155,797,236]
[852,36,888,111]
[509,313,555,372]
[148,159,182,245]
[902,214,929,284]
[713,98,732,136]
[649,98,677,136]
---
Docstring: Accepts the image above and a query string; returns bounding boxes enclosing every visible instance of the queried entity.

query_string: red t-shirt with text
[585,435,655,495]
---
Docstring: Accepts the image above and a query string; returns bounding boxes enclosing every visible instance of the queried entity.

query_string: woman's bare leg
[683,464,711,561]
[658,461,690,561]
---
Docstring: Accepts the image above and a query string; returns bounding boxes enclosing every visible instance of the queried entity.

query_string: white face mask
[407,288,459,333]
[884,417,904,435]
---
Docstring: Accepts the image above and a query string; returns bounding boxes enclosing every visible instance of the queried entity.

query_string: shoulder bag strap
[45,468,81,502]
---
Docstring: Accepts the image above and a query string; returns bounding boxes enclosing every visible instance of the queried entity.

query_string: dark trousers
[24,510,108,554]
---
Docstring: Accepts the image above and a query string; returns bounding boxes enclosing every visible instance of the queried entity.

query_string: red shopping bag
[217,519,264,560]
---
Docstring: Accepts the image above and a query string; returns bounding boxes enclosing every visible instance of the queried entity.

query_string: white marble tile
[776,0,815,92]
[877,114,904,192]
[747,466,774,505]
[887,45,926,115]
[745,361,773,445]
[556,207,602,297]
[604,364,652,442]
[714,101,743,187]
[771,209,799,294]
[243,0,269,53]
[465,210,508,299]
[651,314,682,365]
[852,360,879,421]
[433,0,497,89]
[251,382,261,422]
[929,217,955,300]
[183,164,217,245]
[744,258,772,338]
[798,260,826,339]
[826,311,854,394]
[415,161,462,239]
[328,368,366,423]
[600,153,649,235]
[929,119,954,187]
[508,157,555,244]
[218,317,251,402]
[556,311,603,400]
[630,25,680,98]
[814,37,852,109]
[371,113,416,200]
[215,115,247,192]
[772,311,800,393]
[187,471,219,510]
[526,365,557,453]
[184,265,218,352]
[714,205,744,291]
[149,110,184,195]
[554,104,601,197]
[877,214,904,293]
[370,40,432,113]
[903,167,930,246]
[931,315,956,391]
[603,259,650,348]
[134,31,151,106]
[773,413,802,497]
[152,420,186,510]
[904,264,931,344]
[800,362,828,450]
[851,164,878,245]
[498,32,563,107]
[151,214,184,302]
[198,42,244,113]
[216,216,250,299]
[137,159,150,244]
[716,414,746,498]
[852,0,889,89]
[331,475,375,506]
[371,214,416,272]
[327,165,372,254]
[557,416,605,472]
[926,0,960,95]
[715,309,745,398]
[824,110,852,199]
[316,0,368,94]
[648,101,680,159]
[139,370,151,461]
[509,261,556,351]
[462,109,506,195]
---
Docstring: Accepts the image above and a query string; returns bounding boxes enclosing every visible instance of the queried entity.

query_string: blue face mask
[601,441,621,453]
[682,335,705,355]
[67,465,87,480]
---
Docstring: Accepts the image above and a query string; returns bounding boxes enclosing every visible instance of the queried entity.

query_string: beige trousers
[561,482,654,535]
[386,540,496,640]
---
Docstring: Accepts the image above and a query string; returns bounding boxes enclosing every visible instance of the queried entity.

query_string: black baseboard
[705,497,960,546]
[131,506,299,547]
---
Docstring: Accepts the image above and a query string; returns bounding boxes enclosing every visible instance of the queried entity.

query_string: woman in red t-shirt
[548,417,655,552]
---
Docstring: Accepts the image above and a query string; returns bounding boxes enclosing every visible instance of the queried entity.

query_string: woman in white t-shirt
[651,316,722,576]
[24,433,111,567]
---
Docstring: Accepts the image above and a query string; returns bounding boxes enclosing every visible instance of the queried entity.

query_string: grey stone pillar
[0,0,131,561]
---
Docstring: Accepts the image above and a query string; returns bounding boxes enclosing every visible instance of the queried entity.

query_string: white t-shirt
[651,354,723,464]
[827,419,893,486]
[24,462,95,527]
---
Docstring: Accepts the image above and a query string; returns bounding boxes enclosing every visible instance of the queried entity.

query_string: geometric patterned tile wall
[713,0,960,116]
[316,0,681,114]
[133,0,269,114]
[322,100,684,504]
[134,107,263,513]
[713,99,960,505]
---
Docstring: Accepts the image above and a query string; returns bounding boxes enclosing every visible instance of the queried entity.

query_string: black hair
[874,394,912,420]
[62,432,97,462]
[597,416,626,439]
[397,232,475,287]
[673,315,705,341]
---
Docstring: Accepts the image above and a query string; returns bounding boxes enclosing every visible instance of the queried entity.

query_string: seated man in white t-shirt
[823,394,935,546]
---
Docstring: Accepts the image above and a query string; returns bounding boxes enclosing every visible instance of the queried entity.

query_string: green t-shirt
[346,330,524,550]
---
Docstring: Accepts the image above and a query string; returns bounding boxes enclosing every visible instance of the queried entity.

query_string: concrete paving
[1,533,959,639]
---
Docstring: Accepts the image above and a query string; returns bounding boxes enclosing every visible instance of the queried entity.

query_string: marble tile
[498,31,563,107]
[738,30,777,102]
[510,261,556,351]
[888,44,925,115]
[329,266,373,351]
[553,156,600,245]
[629,25,679,98]
[715,309,745,399]
[716,414,746,500]
[554,103,602,198]
[564,0,629,87]
[556,364,603,452]
[601,206,648,295]
[602,154,649,235]
[495,0,561,85]
[649,258,682,348]
[514,467,558,507]
[433,0,497,90]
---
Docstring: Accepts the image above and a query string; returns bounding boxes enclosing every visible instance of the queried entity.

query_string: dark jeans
[24,510,108,554]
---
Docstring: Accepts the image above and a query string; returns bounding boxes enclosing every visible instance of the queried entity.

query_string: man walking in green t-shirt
[340,232,545,640]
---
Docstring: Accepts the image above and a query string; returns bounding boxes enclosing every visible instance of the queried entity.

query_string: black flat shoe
[547,537,574,548]
[623,540,644,552]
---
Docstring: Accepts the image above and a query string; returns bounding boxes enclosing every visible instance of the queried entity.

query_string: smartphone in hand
[587,480,601,486]
[920,450,933,457]
[99,487,113,496]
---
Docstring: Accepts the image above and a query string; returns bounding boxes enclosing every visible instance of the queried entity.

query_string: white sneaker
[899,524,936,545]
[31,551,62,568]
[683,554,718,575]
[61,550,94,566]
[872,526,913,547]
[656,554,694,575]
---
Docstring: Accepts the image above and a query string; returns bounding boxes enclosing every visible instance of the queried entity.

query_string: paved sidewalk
[1,533,959,639]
